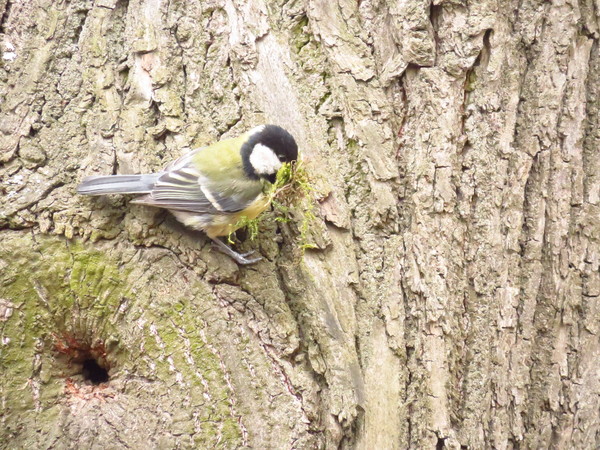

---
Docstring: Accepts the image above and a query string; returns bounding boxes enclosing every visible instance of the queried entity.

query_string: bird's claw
[233,254,262,265]
[210,238,262,265]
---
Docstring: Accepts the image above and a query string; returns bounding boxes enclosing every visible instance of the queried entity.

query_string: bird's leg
[210,237,262,265]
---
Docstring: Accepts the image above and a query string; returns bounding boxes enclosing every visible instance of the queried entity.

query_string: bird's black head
[241,125,299,183]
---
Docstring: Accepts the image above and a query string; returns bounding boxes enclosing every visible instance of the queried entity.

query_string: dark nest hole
[81,358,110,385]
[53,334,112,386]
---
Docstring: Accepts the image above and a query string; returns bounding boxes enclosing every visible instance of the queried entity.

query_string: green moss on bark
[0,233,242,447]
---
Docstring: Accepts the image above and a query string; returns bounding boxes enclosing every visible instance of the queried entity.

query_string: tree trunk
[1,0,599,448]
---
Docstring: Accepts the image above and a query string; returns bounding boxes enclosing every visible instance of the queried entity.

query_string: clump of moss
[269,161,318,250]
[227,215,260,244]
[228,161,318,251]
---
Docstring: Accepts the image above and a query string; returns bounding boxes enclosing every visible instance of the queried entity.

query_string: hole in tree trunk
[81,358,110,385]
[51,334,112,385]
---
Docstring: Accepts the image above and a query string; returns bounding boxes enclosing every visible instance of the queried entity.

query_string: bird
[77,125,298,264]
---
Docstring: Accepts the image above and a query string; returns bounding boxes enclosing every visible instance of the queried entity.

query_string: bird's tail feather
[77,173,162,195]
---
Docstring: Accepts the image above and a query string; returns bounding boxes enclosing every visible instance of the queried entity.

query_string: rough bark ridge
[1,0,599,448]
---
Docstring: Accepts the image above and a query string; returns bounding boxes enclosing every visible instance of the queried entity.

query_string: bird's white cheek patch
[250,144,282,175]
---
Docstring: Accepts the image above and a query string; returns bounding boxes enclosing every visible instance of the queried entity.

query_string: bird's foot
[210,238,262,265]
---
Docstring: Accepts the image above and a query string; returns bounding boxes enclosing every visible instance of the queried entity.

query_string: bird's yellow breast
[204,195,271,238]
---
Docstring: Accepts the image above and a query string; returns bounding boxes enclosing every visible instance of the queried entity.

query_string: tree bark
[1,0,599,448]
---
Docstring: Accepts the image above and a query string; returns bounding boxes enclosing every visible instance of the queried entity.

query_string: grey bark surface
[1,0,599,448]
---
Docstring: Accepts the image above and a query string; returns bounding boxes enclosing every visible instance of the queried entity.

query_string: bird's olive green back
[191,133,264,210]
[191,134,246,179]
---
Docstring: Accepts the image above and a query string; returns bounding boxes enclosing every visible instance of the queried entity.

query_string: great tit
[77,125,298,264]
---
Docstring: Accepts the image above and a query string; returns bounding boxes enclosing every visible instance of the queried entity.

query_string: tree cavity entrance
[52,334,111,386]
[81,358,110,385]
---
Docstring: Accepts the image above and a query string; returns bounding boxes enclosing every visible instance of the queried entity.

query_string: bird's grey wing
[132,165,262,213]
